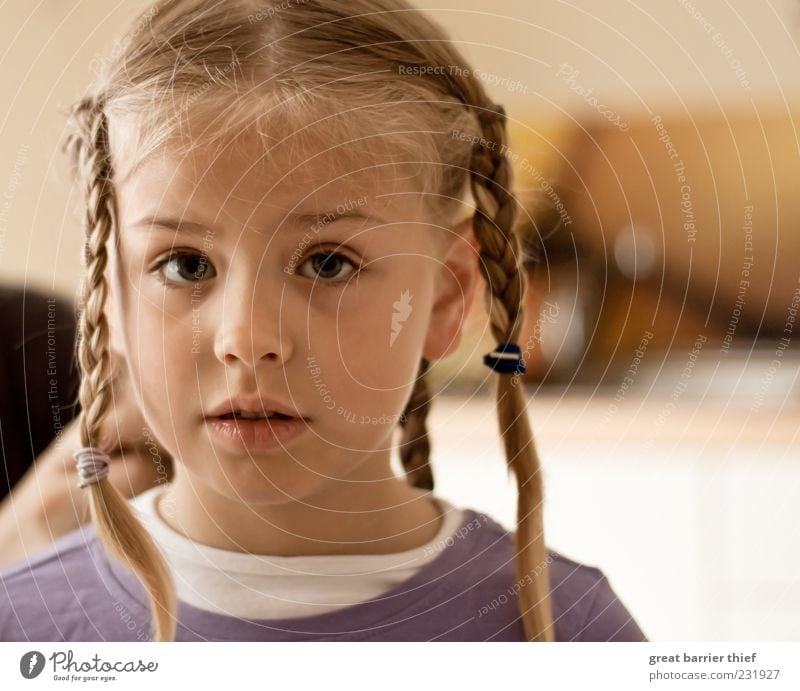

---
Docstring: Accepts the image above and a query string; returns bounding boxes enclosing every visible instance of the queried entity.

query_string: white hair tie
[74,447,111,488]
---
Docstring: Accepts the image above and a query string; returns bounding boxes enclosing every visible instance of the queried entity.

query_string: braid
[469,106,524,336]
[66,97,116,449]
[64,96,177,642]
[398,358,434,490]
[391,87,554,639]
[467,102,555,642]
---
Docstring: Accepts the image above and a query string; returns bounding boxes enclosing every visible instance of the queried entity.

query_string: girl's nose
[213,276,294,368]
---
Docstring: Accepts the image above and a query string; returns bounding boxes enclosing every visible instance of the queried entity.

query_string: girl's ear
[422,215,479,362]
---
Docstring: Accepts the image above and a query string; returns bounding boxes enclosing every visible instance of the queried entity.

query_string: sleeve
[0,531,104,642]
[577,572,648,642]
[0,569,38,642]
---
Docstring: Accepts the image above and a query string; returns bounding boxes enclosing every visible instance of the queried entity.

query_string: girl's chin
[190,462,334,503]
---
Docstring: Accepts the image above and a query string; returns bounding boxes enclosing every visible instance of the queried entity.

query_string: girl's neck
[155,473,443,557]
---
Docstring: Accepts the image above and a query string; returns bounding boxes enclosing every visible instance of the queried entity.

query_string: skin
[106,120,479,557]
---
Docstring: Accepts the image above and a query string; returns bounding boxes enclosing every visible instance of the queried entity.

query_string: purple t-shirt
[0,508,647,642]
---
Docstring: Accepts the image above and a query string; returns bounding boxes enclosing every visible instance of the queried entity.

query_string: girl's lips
[205,415,309,452]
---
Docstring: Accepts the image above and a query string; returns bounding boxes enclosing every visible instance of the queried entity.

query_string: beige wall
[0,0,152,298]
[1,0,799,300]
[416,0,800,116]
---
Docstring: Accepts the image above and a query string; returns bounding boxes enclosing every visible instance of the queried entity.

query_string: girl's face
[107,124,473,508]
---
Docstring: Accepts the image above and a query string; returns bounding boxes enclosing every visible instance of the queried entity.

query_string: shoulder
[459,510,647,641]
[0,525,110,641]
[546,549,648,641]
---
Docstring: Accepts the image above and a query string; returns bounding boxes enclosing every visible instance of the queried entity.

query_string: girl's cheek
[126,307,193,390]
[329,328,418,394]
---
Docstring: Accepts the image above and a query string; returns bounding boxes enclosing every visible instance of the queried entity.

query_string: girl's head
[66,0,553,642]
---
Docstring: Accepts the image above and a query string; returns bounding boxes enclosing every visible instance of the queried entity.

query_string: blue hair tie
[482,342,527,375]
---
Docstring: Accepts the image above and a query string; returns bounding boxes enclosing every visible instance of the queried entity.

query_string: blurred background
[0,0,798,640]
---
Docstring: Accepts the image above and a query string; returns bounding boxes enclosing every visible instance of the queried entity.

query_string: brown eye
[298,250,359,283]
[156,252,216,285]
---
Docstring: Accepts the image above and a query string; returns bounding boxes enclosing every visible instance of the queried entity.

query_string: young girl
[0,0,646,642]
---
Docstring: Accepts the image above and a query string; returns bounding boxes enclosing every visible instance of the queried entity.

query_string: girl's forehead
[121,129,421,205]
[113,137,432,238]
[113,109,421,186]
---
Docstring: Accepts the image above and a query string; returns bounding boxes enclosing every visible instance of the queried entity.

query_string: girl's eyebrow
[289,208,389,226]
[127,209,388,236]
[127,216,213,236]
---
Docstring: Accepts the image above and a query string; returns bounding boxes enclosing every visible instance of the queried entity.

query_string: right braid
[467,102,555,642]
[64,96,177,643]
[387,68,555,641]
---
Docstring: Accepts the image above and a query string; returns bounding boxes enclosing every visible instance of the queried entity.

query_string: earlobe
[422,217,479,362]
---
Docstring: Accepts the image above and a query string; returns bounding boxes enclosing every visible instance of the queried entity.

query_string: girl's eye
[298,250,360,284]
[154,252,216,286]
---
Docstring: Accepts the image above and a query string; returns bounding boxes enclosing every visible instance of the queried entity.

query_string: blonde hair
[65,0,554,642]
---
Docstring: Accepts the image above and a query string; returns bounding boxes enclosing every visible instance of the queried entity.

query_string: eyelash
[150,247,363,288]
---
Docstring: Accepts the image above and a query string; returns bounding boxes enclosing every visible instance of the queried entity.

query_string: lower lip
[205,416,309,452]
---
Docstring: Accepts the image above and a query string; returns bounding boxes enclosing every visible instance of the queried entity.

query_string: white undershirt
[128,485,464,620]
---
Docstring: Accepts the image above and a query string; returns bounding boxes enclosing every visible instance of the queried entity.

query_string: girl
[0,0,646,642]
